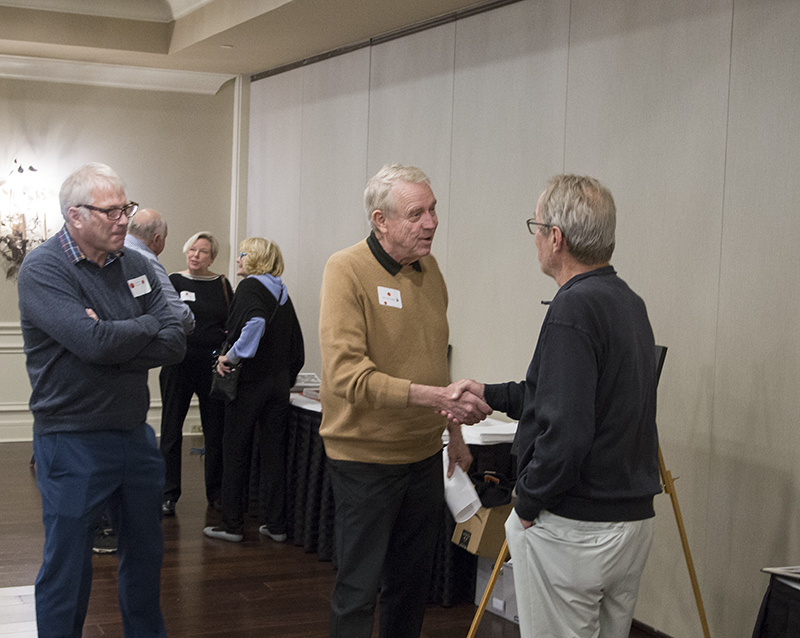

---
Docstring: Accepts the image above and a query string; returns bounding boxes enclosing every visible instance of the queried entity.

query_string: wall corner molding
[0,54,236,95]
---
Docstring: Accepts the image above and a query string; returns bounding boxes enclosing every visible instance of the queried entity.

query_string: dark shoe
[161,500,176,516]
[258,525,287,542]
[93,528,118,554]
[203,526,243,542]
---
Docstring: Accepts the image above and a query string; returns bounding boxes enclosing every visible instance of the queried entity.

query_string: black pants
[159,354,225,504]
[327,450,444,638]
[221,380,290,534]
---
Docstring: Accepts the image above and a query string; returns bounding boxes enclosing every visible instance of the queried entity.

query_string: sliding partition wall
[247,1,800,637]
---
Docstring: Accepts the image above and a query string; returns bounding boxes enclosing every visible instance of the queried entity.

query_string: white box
[474,555,519,624]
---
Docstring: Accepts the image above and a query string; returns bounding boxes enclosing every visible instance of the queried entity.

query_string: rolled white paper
[443,447,481,523]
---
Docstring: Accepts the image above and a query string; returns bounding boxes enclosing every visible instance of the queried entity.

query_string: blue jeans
[33,425,167,638]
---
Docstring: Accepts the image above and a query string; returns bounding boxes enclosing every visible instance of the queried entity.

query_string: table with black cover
[752,571,800,638]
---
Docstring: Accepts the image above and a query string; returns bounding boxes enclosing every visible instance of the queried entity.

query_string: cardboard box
[451,501,513,558]
[474,555,519,624]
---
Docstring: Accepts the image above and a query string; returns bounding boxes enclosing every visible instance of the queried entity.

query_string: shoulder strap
[220,275,230,309]
[266,295,280,325]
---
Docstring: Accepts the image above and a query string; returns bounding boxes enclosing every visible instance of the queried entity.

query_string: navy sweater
[484,266,661,523]
[18,228,186,435]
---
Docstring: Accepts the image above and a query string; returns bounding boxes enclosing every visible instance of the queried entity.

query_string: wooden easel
[468,346,711,638]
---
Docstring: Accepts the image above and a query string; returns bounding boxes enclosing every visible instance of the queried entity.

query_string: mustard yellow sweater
[319,238,450,464]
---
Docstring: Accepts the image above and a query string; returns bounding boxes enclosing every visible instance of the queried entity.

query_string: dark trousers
[34,426,166,638]
[221,381,290,534]
[327,450,444,638]
[159,355,224,504]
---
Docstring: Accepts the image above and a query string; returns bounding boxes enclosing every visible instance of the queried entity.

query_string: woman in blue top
[203,237,304,542]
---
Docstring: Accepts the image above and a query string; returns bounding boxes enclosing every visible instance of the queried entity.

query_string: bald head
[128,208,167,256]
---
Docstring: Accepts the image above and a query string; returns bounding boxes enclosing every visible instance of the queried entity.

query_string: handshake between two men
[409,378,490,425]
[408,378,490,478]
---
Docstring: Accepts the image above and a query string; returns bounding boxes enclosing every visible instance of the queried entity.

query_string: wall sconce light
[0,160,58,279]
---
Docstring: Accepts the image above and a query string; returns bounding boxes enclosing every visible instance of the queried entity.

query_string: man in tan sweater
[319,164,490,638]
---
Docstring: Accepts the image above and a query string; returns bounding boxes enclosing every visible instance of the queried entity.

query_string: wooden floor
[0,438,658,637]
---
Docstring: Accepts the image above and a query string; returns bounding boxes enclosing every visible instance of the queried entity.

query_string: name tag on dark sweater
[128,275,152,298]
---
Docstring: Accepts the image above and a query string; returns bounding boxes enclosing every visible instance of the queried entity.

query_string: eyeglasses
[526,218,553,234]
[238,252,247,258]
[79,202,139,221]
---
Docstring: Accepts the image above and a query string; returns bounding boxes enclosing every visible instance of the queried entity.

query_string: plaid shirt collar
[57,225,121,267]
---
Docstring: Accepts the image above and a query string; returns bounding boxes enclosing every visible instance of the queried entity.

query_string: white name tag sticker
[180,290,196,302]
[378,286,402,308]
[128,275,152,298]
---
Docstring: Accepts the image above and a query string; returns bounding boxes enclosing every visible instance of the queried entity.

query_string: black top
[170,273,233,358]
[225,276,305,396]
[485,266,661,523]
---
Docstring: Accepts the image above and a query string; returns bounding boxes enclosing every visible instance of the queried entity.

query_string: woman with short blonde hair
[159,231,232,516]
[204,237,304,543]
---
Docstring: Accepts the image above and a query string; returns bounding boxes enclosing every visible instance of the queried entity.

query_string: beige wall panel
[0,77,235,441]
[706,1,800,636]
[447,0,569,385]
[219,0,800,635]
[367,24,456,277]
[565,0,733,633]
[564,2,733,635]
[247,70,304,295]
[0,77,235,280]
[295,49,371,377]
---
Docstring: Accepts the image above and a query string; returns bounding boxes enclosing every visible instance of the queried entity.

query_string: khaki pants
[505,510,654,638]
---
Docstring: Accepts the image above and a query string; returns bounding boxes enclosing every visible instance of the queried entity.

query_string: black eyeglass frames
[526,218,553,234]
[78,202,139,221]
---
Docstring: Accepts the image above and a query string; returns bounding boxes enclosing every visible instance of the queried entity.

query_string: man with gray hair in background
[18,163,186,637]
[126,207,195,336]
[451,175,661,638]
[319,164,492,638]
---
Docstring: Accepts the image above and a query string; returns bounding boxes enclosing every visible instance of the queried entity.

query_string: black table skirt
[250,403,514,606]
[753,576,800,638]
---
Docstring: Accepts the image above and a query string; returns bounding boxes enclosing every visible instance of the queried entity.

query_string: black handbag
[210,344,240,402]
[209,296,279,402]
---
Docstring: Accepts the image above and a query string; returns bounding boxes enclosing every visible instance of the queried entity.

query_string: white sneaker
[203,526,243,542]
[259,525,287,542]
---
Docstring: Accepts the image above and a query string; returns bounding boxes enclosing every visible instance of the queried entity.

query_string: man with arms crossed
[319,164,491,638]
[453,175,661,638]
[18,163,186,637]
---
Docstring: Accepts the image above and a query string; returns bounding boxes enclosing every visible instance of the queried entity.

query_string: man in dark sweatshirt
[18,163,186,638]
[451,175,660,638]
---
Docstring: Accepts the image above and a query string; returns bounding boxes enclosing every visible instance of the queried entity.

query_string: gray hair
[364,164,431,230]
[183,231,220,261]
[128,209,167,244]
[540,174,616,265]
[59,163,126,221]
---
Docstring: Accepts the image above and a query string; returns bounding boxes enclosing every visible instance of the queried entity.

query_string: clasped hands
[437,379,489,425]
[409,379,490,426]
